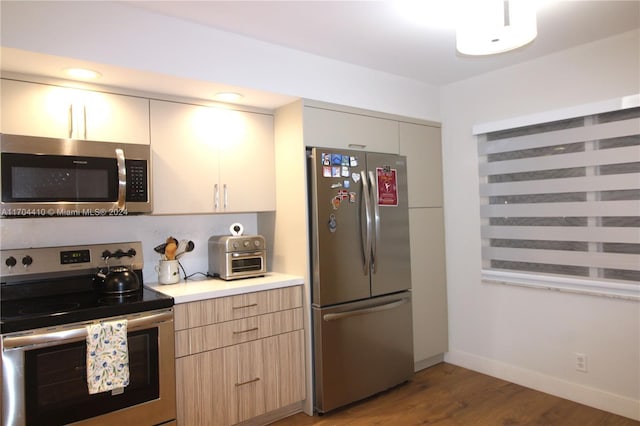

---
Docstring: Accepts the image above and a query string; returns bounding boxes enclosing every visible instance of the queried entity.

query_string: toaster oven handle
[115,148,126,210]
[232,251,264,258]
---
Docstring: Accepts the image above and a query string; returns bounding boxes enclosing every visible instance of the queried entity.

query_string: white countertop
[145,272,304,304]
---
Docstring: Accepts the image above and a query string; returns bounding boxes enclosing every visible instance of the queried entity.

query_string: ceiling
[124,0,640,86]
[1,1,638,109]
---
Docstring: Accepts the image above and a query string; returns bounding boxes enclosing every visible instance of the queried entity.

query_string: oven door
[1,309,176,426]
[222,251,266,280]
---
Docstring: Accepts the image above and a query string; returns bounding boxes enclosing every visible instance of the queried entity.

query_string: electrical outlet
[575,353,588,372]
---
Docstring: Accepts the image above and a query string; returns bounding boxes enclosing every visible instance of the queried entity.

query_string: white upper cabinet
[303,106,399,154]
[399,122,443,208]
[1,79,150,144]
[150,100,275,215]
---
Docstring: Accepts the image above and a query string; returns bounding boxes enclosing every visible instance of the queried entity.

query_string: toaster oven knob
[254,240,261,247]
[22,255,33,267]
[5,256,17,267]
[243,240,250,248]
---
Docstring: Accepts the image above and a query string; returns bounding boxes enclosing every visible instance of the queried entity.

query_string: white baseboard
[445,349,640,421]
[415,353,445,372]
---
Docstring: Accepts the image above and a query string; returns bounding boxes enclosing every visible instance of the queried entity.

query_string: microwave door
[1,152,119,204]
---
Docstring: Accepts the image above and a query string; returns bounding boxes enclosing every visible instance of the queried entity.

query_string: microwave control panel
[125,159,148,202]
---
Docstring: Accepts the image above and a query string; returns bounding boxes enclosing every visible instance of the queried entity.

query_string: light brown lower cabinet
[174,286,305,426]
[176,330,305,425]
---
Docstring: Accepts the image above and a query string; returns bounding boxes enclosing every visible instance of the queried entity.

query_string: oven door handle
[2,309,173,350]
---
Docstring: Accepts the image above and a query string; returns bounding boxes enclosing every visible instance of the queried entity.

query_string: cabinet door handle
[232,303,258,310]
[235,377,260,387]
[214,184,219,210]
[83,105,87,140]
[223,183,228,210]
[68,104,73,138]
[348,143,367,149]
[232,327,259,335]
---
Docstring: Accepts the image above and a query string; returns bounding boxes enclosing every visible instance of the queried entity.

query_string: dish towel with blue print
[86,319,130,394]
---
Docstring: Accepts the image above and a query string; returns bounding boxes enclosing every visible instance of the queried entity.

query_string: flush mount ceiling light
[214,92,244,102]
[456,0,537,55]
[64,67,102,80]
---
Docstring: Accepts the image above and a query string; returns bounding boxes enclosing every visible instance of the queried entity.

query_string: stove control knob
[5,256,17,267]
[22,255,33,267]
[233,242,239,249]
[243,240,250,247]
[254,240,261,248]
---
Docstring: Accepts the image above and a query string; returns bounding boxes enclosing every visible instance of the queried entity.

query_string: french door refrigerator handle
[368,170,380,273]
[116,148,126,209]
[360,170,372,275]
[322,297,410,321]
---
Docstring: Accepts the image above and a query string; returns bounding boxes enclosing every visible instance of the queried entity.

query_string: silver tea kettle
[96,249,140,295]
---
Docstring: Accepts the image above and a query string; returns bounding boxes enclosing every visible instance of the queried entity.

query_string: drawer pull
[233,327,259,335]
[235,377,260,387]
[232,303,258,310]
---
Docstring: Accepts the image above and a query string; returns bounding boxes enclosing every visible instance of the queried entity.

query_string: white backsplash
[0,213,258,284]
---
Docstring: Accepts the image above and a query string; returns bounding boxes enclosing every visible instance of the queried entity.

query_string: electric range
[1,242,177,425]
[0,241,174,334]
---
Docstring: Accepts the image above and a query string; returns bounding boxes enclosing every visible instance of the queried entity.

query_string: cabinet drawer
[174,285,302,330]
[176,307,303,357]
[175,330,305,426]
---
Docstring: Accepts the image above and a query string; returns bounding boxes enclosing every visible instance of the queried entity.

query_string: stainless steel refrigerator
[308,147,414,413]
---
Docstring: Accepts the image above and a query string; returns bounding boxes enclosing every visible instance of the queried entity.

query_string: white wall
[440,30,640,420]
[0,214,258,284]
[0,0,439,121]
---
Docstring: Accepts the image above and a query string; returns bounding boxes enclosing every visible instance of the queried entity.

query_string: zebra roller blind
[478,104,640,299]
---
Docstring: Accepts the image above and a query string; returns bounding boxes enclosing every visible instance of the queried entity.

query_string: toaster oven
[208,235,266,280]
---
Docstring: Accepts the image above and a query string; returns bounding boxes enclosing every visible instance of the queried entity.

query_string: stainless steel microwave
[1,134,152,216]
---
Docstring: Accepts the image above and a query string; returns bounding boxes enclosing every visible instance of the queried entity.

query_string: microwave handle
[115,148,126,209]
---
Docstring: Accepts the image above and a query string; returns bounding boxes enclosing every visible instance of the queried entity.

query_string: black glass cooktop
[1,278,173,334]
[0,242,174,334]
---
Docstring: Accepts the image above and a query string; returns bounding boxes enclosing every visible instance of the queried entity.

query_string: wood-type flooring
[272,363,638,426]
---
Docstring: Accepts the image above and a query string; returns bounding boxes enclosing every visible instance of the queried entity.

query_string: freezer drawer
[313,292,414,413]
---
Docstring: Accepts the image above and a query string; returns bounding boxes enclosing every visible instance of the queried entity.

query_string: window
[476,96,640,300]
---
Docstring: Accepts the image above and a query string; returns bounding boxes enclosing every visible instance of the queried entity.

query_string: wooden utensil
[164,237,178,260]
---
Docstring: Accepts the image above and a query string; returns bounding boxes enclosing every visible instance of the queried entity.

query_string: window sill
[482,270,640,301]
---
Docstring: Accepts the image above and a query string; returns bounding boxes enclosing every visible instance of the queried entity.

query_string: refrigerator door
[313,292,414,413]
[366,152,412,296]
[309,148,371,307]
